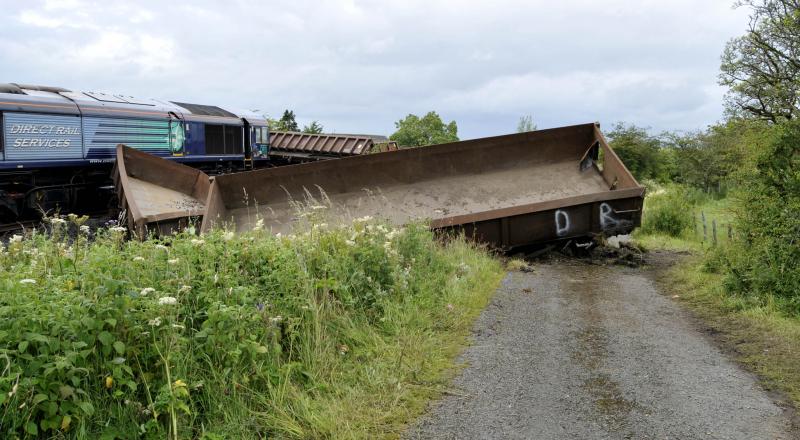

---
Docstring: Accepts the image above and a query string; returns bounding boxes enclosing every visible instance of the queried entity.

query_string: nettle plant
[0,212,461,438]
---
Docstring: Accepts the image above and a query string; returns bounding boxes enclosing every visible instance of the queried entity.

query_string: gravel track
[407,258,798,439]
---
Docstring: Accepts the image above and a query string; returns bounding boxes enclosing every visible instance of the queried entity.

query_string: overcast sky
[0,0,750,139]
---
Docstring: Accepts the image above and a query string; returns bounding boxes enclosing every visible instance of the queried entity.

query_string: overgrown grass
[0,216,504,439]
[634,183,735,251]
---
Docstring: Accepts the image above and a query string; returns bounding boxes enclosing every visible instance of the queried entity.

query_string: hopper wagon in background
[269,131,399,164]
[116,122,645,248]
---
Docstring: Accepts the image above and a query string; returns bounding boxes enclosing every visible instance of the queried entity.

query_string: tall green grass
[0,216,503,439]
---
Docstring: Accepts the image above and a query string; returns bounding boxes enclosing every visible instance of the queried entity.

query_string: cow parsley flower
[140,287,155,296]
[19,279,36,284]
[167,258,179,265]
[133,256,145,262]
[9,234,22,243]
[190,239,205,246]
[158,296,178,305]
[148,317,162,327]
[109,226,127,233]
[178,285,191,293]
[79,225,90,234]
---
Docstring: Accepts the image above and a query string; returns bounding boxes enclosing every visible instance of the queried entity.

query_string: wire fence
[694,211,734,246]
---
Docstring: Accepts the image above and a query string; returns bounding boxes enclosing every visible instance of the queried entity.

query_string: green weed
[0,216,503,439]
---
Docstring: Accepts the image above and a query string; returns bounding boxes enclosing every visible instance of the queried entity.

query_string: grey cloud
[0,0,749,139]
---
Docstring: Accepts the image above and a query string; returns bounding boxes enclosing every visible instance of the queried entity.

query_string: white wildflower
[167,258,179,265]
[109,226,127,233]
[269,315,283,324]
[386,229,401,241]
[355,215,373,223]
[155,244,168,251]
[133,256,145,262]
[158,296,178,305]
[190,239,205,246]
[223,231,235,241]
[9,234,22,243]
[50,218,66,225]
[140,287,155,296]
[253,218,264,231]
[178,285,192,293]
[79,225,90,234]
[171,324,185,330]
[19,279,36,284]
[345,240,356,246]
[148,317,162,327]
[213,273,219,284]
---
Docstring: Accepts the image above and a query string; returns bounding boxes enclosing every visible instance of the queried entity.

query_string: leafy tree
[389,111,458,147]
[302,121,324,134]
[719,0,800,122]
[666,119,765,193]
[605,123,669,182]
[273,110,299,132]
[517,115,537,132]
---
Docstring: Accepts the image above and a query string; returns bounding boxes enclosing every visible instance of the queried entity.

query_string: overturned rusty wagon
[114,145,210,237]
[116,123,644,248]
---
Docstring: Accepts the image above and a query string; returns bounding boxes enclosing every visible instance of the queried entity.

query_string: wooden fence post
[701,211,707,243]
[712,219,718,246]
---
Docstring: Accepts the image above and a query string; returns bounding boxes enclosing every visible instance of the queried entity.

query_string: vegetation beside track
[634,183,800,410]
[0,215,503,439]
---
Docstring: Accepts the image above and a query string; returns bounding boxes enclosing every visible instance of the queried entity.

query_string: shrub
[724,120,800,312]
[640,185,702,237]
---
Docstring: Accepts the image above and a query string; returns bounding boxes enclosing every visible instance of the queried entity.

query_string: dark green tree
[389,111,459,147]
[302,121,324,134]
[605,123,669,182]
[274,110,299,132]
[719,0,800,122]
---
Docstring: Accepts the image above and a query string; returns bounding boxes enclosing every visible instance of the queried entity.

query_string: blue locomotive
[0,83,270,220]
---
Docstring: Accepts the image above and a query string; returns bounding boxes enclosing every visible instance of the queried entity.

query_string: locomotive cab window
[204,124,242,155]
[255,127,268,144]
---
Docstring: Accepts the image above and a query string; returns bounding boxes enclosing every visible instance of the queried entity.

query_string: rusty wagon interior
[195,123,644,248]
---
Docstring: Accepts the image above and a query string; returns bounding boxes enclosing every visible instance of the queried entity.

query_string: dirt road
[408,257,798,439]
